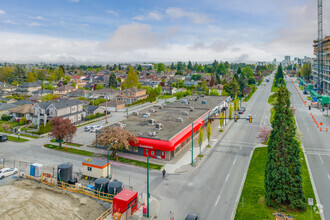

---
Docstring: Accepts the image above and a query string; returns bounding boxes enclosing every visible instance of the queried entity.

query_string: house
[71,75,87,87]
[32,99,86,128]
[16,82,42,95]
[162,87,178,95]
[82,158,111,179]
[84,105,105,115]
[67,89,91,99]
[53,85,76,96]
[208,85,223,94]
[26,95,42,102]
[100,100,125,112]
[32,89,53,96]
[116,88,148,105]
[12,100,35,106]
[9,104,34,121]
[0,103,18,117]
[0,82,16,92]
[93,88,119,100]
[183,81,198,87]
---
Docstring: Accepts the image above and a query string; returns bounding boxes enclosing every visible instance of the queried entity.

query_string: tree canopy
[108,72,118,88]
[50,117,77,148]
[122,66,140,89]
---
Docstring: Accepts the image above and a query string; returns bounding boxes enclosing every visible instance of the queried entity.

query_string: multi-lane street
[287,77,329,219]
[153,76,274,219]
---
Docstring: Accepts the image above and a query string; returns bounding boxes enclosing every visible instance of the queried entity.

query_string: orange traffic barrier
[327,128,328,132]
[310,113,312,116]
[320,127,322,131]
[317,124,319,128]
[320,122,323,126]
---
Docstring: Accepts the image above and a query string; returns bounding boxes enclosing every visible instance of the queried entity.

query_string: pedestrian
[162,168,166,178]
[169,211,174,220]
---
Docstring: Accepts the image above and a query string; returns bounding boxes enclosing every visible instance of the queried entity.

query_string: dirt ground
[0,179,106,220]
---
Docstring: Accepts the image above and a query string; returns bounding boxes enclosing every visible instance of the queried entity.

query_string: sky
[0,0,329,64]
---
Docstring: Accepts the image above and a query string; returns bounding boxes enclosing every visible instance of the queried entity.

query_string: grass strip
[7,135,29,142]
[267,93,277,106]
[235,147,321,220]
[243,87,258,102]
[50,139,82,147]
[44,144,94,156]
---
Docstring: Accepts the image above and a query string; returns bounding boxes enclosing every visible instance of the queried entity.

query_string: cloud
[0,10,5,15]
[166,7,209,24]
[27,22,43,27]
[36,16,44,20]
[106,10,118,16]
[133,11,163,21]
[189,39,233,51]
[3,20,19,25]
[102,23,162,51]
[69,0,79,2]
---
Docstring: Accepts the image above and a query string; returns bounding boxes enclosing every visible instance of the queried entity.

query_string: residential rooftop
[120,95,228,140]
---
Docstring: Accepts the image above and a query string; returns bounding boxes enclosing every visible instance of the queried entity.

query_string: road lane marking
[240,145,242,150]
[233,158,237,165]
[225,174,230,182]
[319,154,324,164]
[215,195,221,206]
[328,173,330,181]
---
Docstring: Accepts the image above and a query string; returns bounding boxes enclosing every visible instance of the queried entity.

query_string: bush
[34,121,53,134]
[1,124,10,132]
[20,117,27,125]
[209,89,219,96]
[1,114,12,121]
[85,113,106,121]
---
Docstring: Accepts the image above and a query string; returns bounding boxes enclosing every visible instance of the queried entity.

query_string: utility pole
[191,122,193,166]
[126,89,128,118]
[147,155,150,218]
[317,0,323,93]
[105,94,108,123]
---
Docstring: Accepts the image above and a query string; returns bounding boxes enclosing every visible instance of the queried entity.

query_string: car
[238,107,246,114]
[84,126,91,132]
[0,134,8,142]
[95,125,103,130]
[0,168,18,179]
[89,126,96,132]
[246,114,253,120]
[303,90,308,94]
[185,214,199,220]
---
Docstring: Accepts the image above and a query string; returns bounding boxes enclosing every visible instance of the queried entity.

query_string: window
[87,167,92,172]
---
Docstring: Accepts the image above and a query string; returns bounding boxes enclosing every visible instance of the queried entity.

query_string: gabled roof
[0,103,18,111]
[94,88,119,94]
[18,82,42,88]
[12,100,35,105]
[54,85,75,91]
[84,105,103,114]
[9,104,34,114]
[32,89,53,95]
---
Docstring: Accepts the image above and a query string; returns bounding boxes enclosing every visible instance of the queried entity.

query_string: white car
[89,126,96,132]
[84,126,91,132]
[95,125,103,130]
[0,168,18,179]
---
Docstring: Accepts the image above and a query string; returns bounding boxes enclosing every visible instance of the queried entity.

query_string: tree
[50,117,77,148]
[257,126,272,144]
[216,63,226,75]
[198,128,203,155]
[201,80,208,92]
[157,63,165,72]
[20,117,27,125]
[95,84,104,90]
[228,78,240,97]
[191,74,201,81]
[210,75,215,87]
[242,66,254,79]
[108,73,118,88]
[1,124,10,132]
[8,65,27,84]
[12,80,19,86]
[47,74,56,82]
[301,63,312,80]
[265,87,305,210]
[215,72,221,84]
[206,123,211,147]
[233,95,239,112]
[37,69,47,81]
[54,68,65,80]
[229,103,233,120]
[0,67,13,82]
[94,126,138,157]
[123,66,139,89]
[275,64,284,86]
[26,72,35,82]
[41,94,59,101]
[219,112,224,132]
[187,61,193,70]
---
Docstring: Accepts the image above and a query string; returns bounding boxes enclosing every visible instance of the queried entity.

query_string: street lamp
[107,141,118,178]
[16,119,21,141]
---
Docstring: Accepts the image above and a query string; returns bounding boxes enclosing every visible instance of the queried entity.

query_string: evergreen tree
[158,63,165,72]
[170,62,175,70]
[228,78,240,97]
[229,103,233,120]
[237,67,242,75]
[265,87,305,210]
[108,73,118,88]
[187,61,193,70]
[26,72,35,82]
[275,64,284,82]
[215,72,221,84]
[8,65,27,84]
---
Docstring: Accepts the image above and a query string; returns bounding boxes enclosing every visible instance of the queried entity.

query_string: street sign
[308,198,313,206]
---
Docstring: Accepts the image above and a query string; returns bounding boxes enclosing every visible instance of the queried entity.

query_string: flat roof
[120,95,228,140]
[82,158,110,169]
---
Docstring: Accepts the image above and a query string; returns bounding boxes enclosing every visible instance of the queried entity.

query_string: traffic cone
[320,122,323,126]
[320,127,322,132]
[317,124,319,128]
[326,128,328,132]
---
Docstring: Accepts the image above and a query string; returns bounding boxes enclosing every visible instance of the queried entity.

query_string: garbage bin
[143,206,147,217]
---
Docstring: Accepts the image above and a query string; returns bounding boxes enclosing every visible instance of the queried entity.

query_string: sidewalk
[163,118,234,174]
[130,194,160,220]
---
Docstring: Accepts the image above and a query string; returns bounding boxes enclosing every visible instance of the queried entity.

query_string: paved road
[287,77,329,219]
[153,77,274,219]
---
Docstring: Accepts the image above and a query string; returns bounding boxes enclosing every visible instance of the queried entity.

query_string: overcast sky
[0,0,329,64]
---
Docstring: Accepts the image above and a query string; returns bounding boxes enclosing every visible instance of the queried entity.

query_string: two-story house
[93,88,119,100]
[67,89,91,99]
[116,87,148,105]
[53,85,76,96]
[16,82,42,95]
[33,99,85,128]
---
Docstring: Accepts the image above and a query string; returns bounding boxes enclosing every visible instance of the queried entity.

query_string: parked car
[84,126,91,132]
[95,125,103,131]
[0,134,8,142]
[246,114,253,120]
[0,168,18,179]
[238,107,246,114]
[185,214,199,220]
[303,90,308,94]
[89,126,96,132]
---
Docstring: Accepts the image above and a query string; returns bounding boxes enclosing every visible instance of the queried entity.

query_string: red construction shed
[113,189,138,216]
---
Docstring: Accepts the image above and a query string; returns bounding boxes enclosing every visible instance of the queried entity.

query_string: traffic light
[249,116,252,123]
[234,115,237,122]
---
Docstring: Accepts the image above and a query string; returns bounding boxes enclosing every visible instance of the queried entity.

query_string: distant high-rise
[284,56,291,62]
[312,36,329,94]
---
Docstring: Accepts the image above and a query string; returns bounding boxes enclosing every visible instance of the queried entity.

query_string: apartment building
[116,88,147,105]
[312,35,330,95]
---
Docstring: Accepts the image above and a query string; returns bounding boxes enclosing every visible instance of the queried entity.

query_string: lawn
[7,135,29,142]
[158,95,175,99]
[44,144,162,170]
[44,144,94,156]
[50,139,82,147]
[235,147,321,220]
